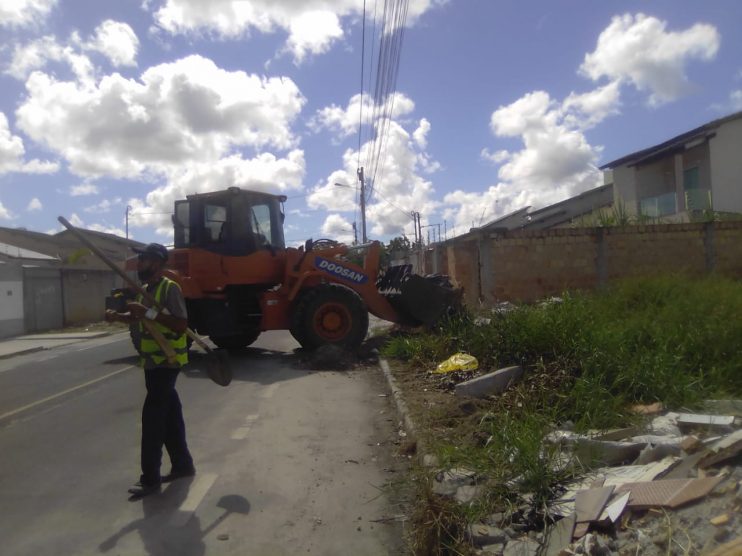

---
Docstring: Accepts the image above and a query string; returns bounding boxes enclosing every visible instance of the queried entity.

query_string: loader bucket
[377,265,462,327]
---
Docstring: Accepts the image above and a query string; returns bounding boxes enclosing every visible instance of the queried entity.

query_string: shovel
[57,216,231,386]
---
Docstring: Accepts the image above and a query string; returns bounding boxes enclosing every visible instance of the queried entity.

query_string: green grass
[384,275,742,424]
[383,275,742,548]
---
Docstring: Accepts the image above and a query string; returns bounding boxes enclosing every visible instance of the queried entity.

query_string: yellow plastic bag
[434,353,478,374]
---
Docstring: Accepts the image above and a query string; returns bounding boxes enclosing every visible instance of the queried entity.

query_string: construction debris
[458,401,742,556]
[454,365,523,399]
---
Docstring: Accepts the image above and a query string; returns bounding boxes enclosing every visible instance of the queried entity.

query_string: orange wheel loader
[114,187,461,350]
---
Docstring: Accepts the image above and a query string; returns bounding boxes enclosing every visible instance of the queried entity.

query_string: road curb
[0,347,44,360]
[379,358,424,456]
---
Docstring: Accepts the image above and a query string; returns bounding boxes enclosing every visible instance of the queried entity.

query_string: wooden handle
[58,216,214,354]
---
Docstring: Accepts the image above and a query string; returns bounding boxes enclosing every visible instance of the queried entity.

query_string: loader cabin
[173,187,287,256]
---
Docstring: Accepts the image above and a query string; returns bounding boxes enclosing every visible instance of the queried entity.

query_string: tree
[387,235,411,255]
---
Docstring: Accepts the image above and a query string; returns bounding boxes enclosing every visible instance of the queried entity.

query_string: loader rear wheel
[292,284,368,350]
[210,329,260,350]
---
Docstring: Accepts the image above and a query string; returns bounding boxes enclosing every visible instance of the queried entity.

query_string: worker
[105,242,195,499]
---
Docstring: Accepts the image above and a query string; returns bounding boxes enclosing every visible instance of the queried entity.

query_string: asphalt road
[0,331,406,556]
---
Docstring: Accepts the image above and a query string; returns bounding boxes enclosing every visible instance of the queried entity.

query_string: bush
[382,275,742,428]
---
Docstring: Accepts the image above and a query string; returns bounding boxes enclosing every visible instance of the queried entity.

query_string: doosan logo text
[315,257,369,284]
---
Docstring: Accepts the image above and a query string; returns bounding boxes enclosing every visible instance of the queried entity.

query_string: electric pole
[352,222,358,245]
[125,205,132,240]
[357,167,367,243]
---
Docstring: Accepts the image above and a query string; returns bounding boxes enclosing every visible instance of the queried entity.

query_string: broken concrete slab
[634,442,682,465]
[676,413,736,432]
[698,430,742,468]
[615,475,724,509]
[455,485,483,504]
[662,451,706,479]
[592,426,640,442]
[543,513,575,556]
[598,491,630,523]
[503,538,540,556]
[454,365,523,398]
[574,438,646,466]
[432,467,478,496]
[574,486,614,539]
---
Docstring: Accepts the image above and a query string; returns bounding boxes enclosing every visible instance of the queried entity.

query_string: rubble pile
[428,402,742,555]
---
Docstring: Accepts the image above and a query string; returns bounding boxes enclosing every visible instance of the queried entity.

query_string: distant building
[600,110,742,220]
[0,227,144,338]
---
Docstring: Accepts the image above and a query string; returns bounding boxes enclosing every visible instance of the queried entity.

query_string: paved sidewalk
[0,331,114,360]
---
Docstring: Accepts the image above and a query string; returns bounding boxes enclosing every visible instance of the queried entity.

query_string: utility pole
[444,219,447,241]
[125,205,132,240]
[352,222,358,245]
[357,167,367,243]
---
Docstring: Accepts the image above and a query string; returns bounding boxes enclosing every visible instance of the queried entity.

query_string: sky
[0,0,740,247]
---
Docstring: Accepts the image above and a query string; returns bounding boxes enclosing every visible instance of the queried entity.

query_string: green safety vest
[135,277,188,368]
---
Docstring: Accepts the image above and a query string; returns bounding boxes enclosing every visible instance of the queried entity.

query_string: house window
[640,192,677,217]
[683,167,700,190]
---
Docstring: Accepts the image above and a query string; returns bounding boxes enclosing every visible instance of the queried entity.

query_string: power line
[363,0,410,202]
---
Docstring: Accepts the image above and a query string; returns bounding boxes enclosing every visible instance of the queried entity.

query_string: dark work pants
[141,367,193,485]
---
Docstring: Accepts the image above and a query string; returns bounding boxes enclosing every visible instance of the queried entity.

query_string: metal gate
[23,267,63,333]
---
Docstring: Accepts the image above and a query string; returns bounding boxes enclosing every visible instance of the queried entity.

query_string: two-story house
[600,110,742,220]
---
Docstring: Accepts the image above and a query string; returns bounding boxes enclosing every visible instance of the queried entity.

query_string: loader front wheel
[292,285,368,350]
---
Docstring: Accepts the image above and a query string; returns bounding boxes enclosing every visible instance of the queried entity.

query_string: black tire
[210,329,260,350]
[291,284,368,350]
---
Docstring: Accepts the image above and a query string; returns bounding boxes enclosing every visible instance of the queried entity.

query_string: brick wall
[429,221,742,304]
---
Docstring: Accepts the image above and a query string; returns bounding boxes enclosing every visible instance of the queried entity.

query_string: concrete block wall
[429,221,742,305]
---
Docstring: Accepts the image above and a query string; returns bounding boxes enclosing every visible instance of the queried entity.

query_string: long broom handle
[57,216,214,354]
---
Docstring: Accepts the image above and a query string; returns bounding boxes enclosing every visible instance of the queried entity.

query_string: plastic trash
[435,353,478,373]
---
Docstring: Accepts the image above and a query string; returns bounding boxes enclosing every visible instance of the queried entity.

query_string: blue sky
[0,0,740,246]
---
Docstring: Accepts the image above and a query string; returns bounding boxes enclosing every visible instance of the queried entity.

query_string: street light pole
[357,167,367,243]
[125,205,132,240]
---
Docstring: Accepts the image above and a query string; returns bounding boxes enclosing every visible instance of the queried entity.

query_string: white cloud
[15,55,306,178]
[68,213,84,227]
[0,112,58,175]
[309,114,439,238]
[728,90,742,111]
[6,35,95,82]
[321,213,354,244]
[88,223,126,236]
[126,150,306,237]
[480,148,510,165]
[562,81,621,129]
[412,118,430,149]
[444,84,615,235]
[309,92,415,139]
[88,20,139,67]
[63,211,125,236]
[0,0,56,28]
[285,10,343,63]
[580,13,720,105]
[151,0,445,63]
[0,201,12,219]
[27,197,42,211]
[84,197,122,213]
[70,183,99,196]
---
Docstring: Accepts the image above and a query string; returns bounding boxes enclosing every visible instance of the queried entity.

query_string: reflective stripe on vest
[136,277,188,368]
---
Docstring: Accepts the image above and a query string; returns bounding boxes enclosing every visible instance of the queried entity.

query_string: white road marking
[231,414,260,439]
[0,366,135,421]
[261,382,280,399]
[169,473,218,527]
[231,426,251,440]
